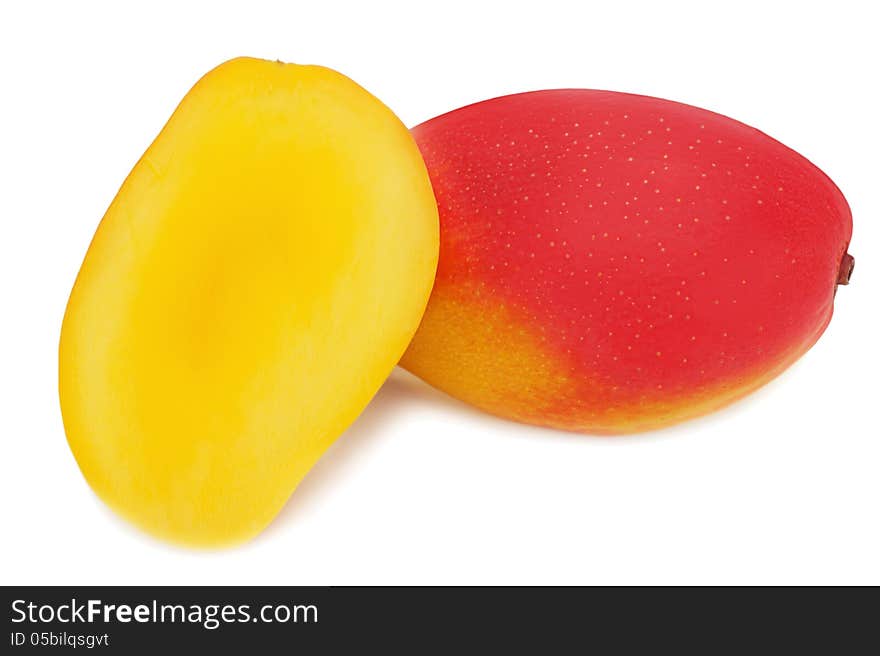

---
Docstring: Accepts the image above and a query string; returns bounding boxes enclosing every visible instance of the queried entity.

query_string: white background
[1,0,878,585]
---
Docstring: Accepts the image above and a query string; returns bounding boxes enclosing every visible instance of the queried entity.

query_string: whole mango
[59,58,439,545]
[401,90,853,433]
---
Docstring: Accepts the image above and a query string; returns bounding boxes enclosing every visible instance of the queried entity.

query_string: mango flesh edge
[59,58,439,546]
[401,90,852,433]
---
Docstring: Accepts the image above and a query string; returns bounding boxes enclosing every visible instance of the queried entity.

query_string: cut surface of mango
[59,58,439,546]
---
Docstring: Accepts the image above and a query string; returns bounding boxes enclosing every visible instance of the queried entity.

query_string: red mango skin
[400,90,853,433]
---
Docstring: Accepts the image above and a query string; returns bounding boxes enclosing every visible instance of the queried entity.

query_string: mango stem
[837,252,855,285]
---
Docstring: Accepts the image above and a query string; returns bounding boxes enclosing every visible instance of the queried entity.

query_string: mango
[59,58,438,546]
[401,90,853,433]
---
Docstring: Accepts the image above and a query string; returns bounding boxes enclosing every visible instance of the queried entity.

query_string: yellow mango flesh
[59,58,439,546]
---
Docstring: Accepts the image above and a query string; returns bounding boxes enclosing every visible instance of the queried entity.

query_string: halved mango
[59,58,438,546]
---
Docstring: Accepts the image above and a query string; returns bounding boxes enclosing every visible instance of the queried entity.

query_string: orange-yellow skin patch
[401,284,574,425]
